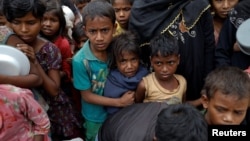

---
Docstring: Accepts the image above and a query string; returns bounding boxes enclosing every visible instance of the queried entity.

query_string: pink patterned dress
[0,84,50,141]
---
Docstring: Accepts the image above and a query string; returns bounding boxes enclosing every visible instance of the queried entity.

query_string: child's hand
[119,91,135,107]
[16,44,37,64]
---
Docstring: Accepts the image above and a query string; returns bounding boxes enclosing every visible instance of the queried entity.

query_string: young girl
[209,0,239,45]
[111,0,133,36]
[103,31,149,115]
[135,34,186,104]
[0,84,50,141]
[2,0,83,140]
[72,21,88,54]
[0,5,42,88]
[40,0,73,86]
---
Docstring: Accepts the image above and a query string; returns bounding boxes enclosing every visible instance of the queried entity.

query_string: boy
[72,1,134,141]
[154,104,207,141]
[111,0,133,36]
[135,33,186,104]
[201,66,250,125]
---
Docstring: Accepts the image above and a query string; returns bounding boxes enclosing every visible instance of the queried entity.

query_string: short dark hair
[82,0,116,26]
[110,0,133,5]
[149,33,179,57]
[155,104,208,141]
[2,0,46,22]
[202,66,250,100]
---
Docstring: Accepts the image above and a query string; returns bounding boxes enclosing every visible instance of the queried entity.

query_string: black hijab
[129,0,210,46]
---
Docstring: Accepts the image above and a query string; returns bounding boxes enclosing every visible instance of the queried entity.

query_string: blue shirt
[72,40,108,122]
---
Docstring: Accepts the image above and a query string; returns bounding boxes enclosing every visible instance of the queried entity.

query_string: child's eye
[27,21,36,25]
[12,20,20,25]
[156,62,162,65]
[120,60,126,63]
[88,30,96,34]
[101,28,109,33]
[124,7,131,11]
[114,9,120,13]
[234,111,244,116]
[131,58,138,62]
[216,107,226,113]
[167,61,175,65]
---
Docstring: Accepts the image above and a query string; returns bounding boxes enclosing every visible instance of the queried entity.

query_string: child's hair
[202,66,250,100]
[0,0,3,16]
[149,33,179,57]
[74,0,90,5]
[2,0,46,22]
[155,103,208,141]
[40,0,67,37]
[72,21,87,44]
[110,0,134,5]
[109,31,141,69]
[82,0,116,26]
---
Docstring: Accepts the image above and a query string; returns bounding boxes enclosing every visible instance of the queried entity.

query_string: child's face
[76,2,88,13]
[150,54,179,81]
[41,11,60,37]
[84,16,116,53]
[0,15,8,26]
[202,90,249,125]
[10,12,41,44]
[77,36,88,49]
[112,0,131,29]
[211,0,239,19]
[116,51,139,77]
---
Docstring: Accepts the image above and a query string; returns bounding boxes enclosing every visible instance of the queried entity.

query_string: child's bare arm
[135,80,146,103]
[80,89,134,107]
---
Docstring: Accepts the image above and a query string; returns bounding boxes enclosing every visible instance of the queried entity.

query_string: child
[73,0,89,14]
[41,0,73,85]
[0,84,50,141]
[2,0,84,140]
[72,21,88,54]
[135,33,186,104]
[104,31,149,115]
[154,104,207,141]
[110,0,133,36]
[0,3,42,88]
[209,0,239,45]
[201,66,250,125]
[72,1,134,141]
[0,7,8,26]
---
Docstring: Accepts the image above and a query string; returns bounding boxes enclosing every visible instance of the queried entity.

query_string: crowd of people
[0,0,250,141]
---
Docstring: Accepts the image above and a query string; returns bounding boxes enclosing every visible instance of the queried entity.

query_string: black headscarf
[129,0,210,46]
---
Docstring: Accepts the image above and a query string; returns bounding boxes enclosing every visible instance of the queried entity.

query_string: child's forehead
[84,16,114,27]
[151,52,178,58]
[211,90,249,103]
[85,15,113,22]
